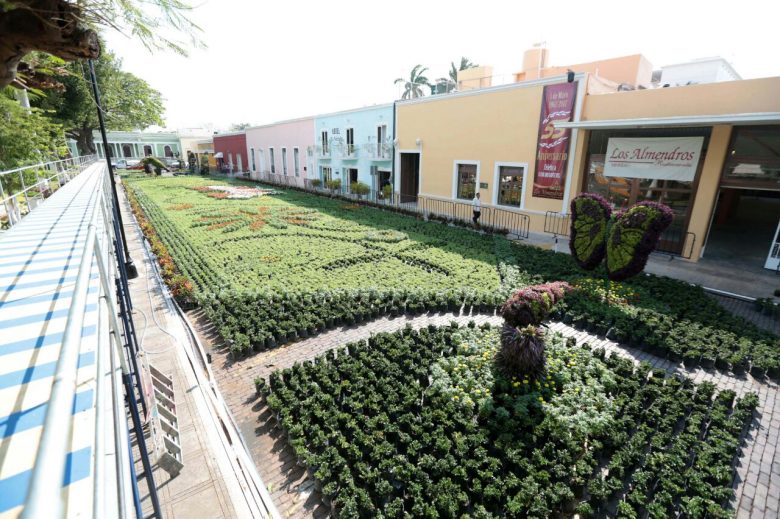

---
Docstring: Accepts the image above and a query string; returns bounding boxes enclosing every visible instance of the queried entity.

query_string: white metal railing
[314,144,331,158]
[364,141,393,160]
[21,164,159,518]
[0,155,97,229]
[338,143,359,159]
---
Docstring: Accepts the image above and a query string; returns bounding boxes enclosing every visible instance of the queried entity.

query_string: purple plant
[498,282,571,377]
[497,324,546,378]
[500,282,571,327]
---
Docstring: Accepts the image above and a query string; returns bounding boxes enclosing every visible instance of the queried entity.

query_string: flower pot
[715,357,730,371]
[750,364,766,379]
[732,360,748,375]
[700,357,716,369]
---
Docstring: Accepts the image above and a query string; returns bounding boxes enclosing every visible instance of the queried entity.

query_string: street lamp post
[87,59,138,279]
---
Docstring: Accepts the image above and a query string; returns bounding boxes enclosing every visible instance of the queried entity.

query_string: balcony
[314,145,331,159]
[364,141,393,161]
[339,143,360,160]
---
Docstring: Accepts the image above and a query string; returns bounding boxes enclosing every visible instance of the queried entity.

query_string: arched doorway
[122,144,132,157]
[164,145,173,157]
[144,145,153,156]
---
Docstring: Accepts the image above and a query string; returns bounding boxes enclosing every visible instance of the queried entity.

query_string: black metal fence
[250,172,530,239]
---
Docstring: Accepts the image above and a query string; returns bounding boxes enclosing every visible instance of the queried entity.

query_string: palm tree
[449,57,478,83]
[394,65,431,100]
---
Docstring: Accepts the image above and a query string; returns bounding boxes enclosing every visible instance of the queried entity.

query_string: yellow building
[394,74,780,271]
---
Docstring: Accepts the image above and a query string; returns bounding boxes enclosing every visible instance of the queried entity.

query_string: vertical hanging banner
[532,82,578,199]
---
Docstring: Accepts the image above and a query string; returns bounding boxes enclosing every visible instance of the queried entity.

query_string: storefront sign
[532,82,578,199]
[604,137,704,181]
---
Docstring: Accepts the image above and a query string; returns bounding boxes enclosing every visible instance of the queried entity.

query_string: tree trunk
[0,0,100,87]
[73,127,96,156]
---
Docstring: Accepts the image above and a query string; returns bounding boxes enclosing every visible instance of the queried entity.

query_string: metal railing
[543,209,696,259]
[363,142,393,160]
[338,143,360,159]
[251,171,530,239]
[314,145,331,158]
[0,155,97,229]
[544,210,571,237]
[21,164,160,518]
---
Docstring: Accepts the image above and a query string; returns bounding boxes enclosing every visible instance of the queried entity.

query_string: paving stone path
[194,309,779,519]
[708,292,780,336]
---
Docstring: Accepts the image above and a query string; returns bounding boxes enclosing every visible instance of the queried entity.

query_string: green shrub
[350,181,370,195]
[325,179,341,191]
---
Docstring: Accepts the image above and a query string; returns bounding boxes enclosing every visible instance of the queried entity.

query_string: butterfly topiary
[570,193,674,282]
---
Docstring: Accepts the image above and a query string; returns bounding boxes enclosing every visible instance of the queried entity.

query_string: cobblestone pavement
[194,309,779,519]
[709,293,780,335]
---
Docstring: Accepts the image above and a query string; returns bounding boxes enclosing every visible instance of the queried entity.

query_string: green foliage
[381,183,393,199]
[0,95,66,172]
[140,156,168,174]
[325,178,341,191]
[128,177,780,373]
[265,325,757,517]
[394,64,431,100]
[310,178,322,188]
[32,49,164,155]
[350,181,369,195]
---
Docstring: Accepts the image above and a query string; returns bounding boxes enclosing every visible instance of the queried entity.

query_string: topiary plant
[569,194,673,282]
[497,282,571,377]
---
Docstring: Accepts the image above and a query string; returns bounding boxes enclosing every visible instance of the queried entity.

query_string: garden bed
[263,323,757,518]
[125,176,780,373]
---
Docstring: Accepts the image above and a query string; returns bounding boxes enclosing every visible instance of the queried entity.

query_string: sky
[106,0,780,132]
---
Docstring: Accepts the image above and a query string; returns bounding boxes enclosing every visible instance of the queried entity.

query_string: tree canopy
[0,93,66,170]
[33,50,165,155]
[449,57,478,84]
[0,0,201,87]
[394,65,431,100]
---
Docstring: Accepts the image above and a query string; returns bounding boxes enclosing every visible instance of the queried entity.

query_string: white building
[659,57,741,87]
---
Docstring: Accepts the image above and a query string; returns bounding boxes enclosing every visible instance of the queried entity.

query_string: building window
[346,128,354,155]
[269,148,275,174]
[164,145,173,157]
[496,165,525,207]
[722,126,780,188]
[455,162,478,200]
[143,145,153,157]
[583,128,710,255]
[251,148,256,171]
[321,131,329,154]
[282,147,288,175]
[293,148,300,177]
[321,166,332,182]
[122,144,132,158]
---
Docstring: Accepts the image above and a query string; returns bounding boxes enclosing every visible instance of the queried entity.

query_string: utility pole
[87,59,138,279]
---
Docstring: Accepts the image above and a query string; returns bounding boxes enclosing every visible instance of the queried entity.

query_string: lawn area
[126,175,779,374]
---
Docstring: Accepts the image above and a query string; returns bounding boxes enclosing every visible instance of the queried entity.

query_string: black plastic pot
[750,364,766,379]
[700,357,716,369]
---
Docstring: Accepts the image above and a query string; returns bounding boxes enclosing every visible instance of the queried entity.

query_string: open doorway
[399,152,420,203]
[348,168,358,187]
[704,188,780,270]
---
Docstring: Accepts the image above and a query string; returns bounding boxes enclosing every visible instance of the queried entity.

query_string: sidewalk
[524,232,779,300]
[117,179,276,518]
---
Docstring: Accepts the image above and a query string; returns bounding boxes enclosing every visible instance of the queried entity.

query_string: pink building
[213,131,248,173]
[245,117,315,186]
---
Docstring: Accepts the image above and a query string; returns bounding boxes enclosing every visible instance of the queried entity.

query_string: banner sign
[604,137,704,181]
[532,82,578,199]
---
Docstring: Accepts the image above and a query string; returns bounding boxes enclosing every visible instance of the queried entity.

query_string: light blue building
[314,104,394,194]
